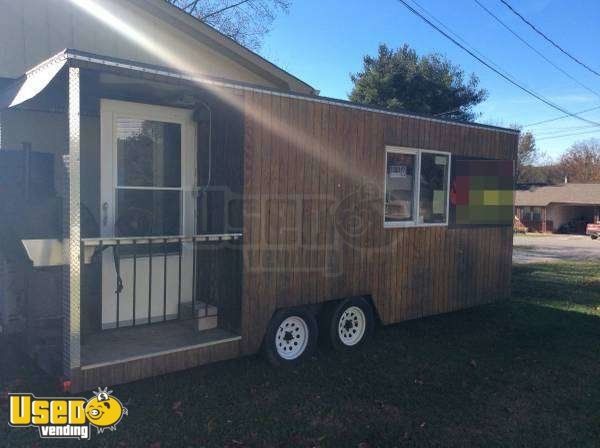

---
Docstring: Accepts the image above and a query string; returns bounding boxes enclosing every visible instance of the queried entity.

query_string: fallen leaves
[172,400,183,418]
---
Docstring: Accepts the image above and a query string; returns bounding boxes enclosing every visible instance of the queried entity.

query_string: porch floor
[81,320,240,368]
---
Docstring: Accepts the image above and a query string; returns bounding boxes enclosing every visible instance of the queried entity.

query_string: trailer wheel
[327,297,374,351]
[263,308,318,366]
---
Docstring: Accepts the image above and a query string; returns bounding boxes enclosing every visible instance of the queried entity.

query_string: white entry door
[100,99,196,329]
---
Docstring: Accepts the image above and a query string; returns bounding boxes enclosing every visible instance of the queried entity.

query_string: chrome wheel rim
[338,306,366,346]
[276,316,309,360]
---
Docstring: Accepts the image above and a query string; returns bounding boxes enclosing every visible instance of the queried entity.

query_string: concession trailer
[0,48,517,392]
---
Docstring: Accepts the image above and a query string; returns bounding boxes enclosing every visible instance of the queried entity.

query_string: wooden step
[181,302,218,331]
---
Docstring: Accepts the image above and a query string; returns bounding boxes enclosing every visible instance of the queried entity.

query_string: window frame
[383,146,452,229]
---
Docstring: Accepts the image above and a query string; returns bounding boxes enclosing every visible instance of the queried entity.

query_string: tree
[516,131,540,183]
[517,163,564,185]
[558,139,600,183]
[514,129,567,185]
[349,44,488,121]
[168,0,290,50]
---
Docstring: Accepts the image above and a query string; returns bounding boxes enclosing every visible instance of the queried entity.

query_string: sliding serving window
[419,151,450,224]
[385,149,418,225]
[384,147,451,227]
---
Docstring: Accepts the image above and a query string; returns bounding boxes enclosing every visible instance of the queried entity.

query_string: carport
[515,184,600,233]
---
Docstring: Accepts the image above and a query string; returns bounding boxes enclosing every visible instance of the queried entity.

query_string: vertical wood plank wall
[241,91,518,354]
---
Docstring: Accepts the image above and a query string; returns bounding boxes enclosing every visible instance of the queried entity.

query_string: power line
[524,105,600,127]
[409,0,519,82]
[474,0,600,99]
[537,128,600,141]
[410,0,593,129]
[534,123,599,136]
[499,0,600,79]
[396,0,600,127]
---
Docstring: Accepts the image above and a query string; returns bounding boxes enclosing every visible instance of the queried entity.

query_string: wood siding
[241,92,518,354]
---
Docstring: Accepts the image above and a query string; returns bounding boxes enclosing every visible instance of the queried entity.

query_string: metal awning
[0,48,519,135]
[0,54,67,109]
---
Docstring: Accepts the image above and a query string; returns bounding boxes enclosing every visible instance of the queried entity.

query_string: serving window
[384,147,451,228]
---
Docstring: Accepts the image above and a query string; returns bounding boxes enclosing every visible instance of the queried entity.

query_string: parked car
[587,223,600,240]
[558,218,590,235]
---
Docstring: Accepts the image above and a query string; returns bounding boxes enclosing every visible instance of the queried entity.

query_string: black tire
[327,297,374,351]
[263,307,318,367]
[591,234,598,240]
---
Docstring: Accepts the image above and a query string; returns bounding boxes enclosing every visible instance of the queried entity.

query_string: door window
[115,118,182,237]
[100,100,195,239]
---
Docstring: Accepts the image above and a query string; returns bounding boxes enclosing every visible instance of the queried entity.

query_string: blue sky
[259,0,600,161]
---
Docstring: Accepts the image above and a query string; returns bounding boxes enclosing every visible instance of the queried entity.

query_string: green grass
[2,262,600,447]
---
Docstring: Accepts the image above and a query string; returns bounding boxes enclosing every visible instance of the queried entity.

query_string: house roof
[515,183,600,206]
[145,0,317,95]
[0,0,316,95]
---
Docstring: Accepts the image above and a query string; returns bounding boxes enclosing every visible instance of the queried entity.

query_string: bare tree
[511,127,564,185]
[168,0,290,50]
[559,139,600,183]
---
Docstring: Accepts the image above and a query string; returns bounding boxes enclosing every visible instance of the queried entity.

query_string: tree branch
[181,0,201,13]
[201,0,253,20]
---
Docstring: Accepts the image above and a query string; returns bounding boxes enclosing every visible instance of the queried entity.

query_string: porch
[79,234,243,372]
[0,50,247,390]
[81,321,239,368]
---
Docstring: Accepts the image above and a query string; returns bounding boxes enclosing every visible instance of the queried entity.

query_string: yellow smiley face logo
[84,389,127,432]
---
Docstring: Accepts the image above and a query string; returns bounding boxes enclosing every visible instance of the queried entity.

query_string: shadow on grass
[1,263,600,447]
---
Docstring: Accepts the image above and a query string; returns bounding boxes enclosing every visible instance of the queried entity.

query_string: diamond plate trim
[68,67,81,369]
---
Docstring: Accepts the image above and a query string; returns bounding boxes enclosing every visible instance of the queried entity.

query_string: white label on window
[389,165,407,178]
[435,156,447,165]
[433,190,445,214]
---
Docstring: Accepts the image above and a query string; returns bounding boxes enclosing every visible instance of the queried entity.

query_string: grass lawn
[2,261,600,447]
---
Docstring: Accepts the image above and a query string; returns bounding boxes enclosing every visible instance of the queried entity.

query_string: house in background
[515,184,600,233]
[0,0,316,95]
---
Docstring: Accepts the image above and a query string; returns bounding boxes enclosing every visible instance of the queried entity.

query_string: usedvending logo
[8,387,128,440]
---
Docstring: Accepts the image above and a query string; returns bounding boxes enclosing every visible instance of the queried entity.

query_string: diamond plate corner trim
[68,67,81,369]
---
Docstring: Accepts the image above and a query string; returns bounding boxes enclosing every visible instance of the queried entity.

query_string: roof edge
[70,49,519,134]
[146,0,318,95]
[8,49,519,135]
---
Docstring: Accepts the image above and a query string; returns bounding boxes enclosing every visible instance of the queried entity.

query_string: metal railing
[81,234,242,330]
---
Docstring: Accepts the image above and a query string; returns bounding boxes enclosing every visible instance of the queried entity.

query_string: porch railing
[80,234,242,332]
